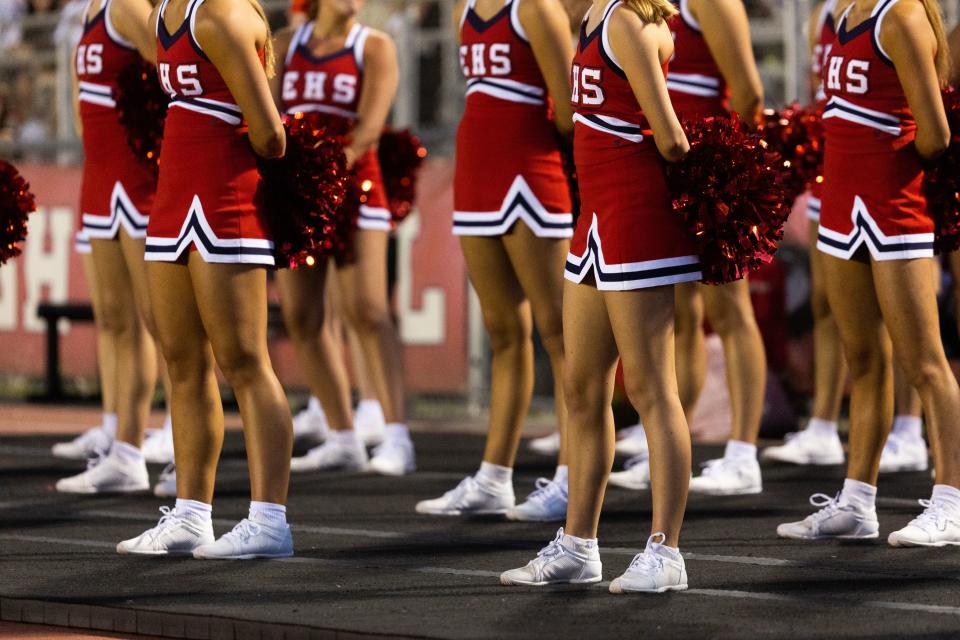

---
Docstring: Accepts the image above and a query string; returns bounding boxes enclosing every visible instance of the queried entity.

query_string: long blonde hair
[622,0,677,23]
[920,0,949,85]
[245,0,276,78]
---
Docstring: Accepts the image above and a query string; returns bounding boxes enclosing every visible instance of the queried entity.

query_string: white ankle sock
[892,415,923,441]
[553,465,569,487]
[650,541,681,559]
[477,461,512,488]
[175,498,212,522]
[162,414,173,433]
[111,441,144,464]
[807,418,839,437]
[328,429,362,447]
[724,440,757,461]
[841,478,877,510]
[560,530,597,551]
[249,501,287,528]
[384,423,410,441]
[356,399,384,420]
[308,396,324,415]
[102,413,118,439]
[931,485,960,515]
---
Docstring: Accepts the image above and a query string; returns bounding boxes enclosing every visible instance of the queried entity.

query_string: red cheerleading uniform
[666,0,730,119]
[807,0,840,222]
[280,21,392,232]
[565,0,700,291]
[453,0,572,238]
[76,0,156,248]
[816,0,933,261]
[145,0,274,266]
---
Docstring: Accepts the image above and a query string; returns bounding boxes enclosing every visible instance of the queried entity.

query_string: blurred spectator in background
[288,0,309,27]
[0,0,26,53]
[54,0,87,50]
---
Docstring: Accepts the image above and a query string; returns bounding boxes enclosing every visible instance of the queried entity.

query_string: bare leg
[90,237,156,448]
[83,253,118,417]
[458,235,532,468]
[277,264,354,431]
[189,255,293,504]
[336,230,406,423]
[674,283,706,415]
[809,220,847,422]
[822,255,892,485]
[501,224,569,467]
[893,361,922,418]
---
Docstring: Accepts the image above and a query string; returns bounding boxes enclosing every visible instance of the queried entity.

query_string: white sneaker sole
[192,550,294,560]
[368,462,415,477]
[500,575,602,587]
[607,478,649,491]
[777,530,879,541]
[879,462,929,474]
[116,545,198,556]
[56,482,150,495]
[290,461,368,474]
[760,451,844,466]
[609,581,688,594]
[689,486,763,497]
[415,506,511,516]
[888,537,960,548]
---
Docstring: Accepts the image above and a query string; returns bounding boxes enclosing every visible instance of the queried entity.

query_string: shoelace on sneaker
[144,506,186,542]
[627,550,663,574]
[529,530,568,573]
[624,454,648,470]
[805,492,846,532]
[910,499,952,532]
[443,477,480,508]
[372,437,407,459]
[699,458,730,477]
[85,446,109,471]
[526,478,564,505]
[223,519,263,544]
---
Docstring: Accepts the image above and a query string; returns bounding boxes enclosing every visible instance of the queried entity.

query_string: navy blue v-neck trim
[466,3,510,32]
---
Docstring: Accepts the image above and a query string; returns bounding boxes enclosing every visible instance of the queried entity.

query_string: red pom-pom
[927,87,960,253]
[258,112,350,269]
[666,115,792,285]
[0,160,36,264]
[760,103,825,201]
[115,61,170,175]
[378,129,427,222]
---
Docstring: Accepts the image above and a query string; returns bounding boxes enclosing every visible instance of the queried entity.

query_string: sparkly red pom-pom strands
[115,61,170,176]
[667,115,792,285]
[926,87,960,253]
[761,104,825,203]
[378,129,427,223]
[0,160,36,265]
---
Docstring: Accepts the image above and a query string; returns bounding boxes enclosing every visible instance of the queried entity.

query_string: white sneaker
[777,493,879,540]
[290,438,368,473]
[506,478,568,522]
[500,529,602,586]
[761,429,845,466]
[608,454,651,491]
[51,426,112,460]
[142,427,175,464]
[354,400,385,447]
[368,436,416,476]
[529,432,561,456]
[609,534,688,594]
[888,499,960,547]
[689,457,762,496]
[615,424,648,457]
[116,506,215,556]
[879,433,929,473]
[153,463,177,498]
[55,450,150,494]
[193,518,294,559]
[415,476,515,516]
[292,398,329,445]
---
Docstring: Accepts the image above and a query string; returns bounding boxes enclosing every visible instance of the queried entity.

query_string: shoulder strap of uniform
[678,0,702,33]
[285,20,310,66]
[459,0,475,31]
[185,0,208,51]
[103,0,136,49]
[508,0,530,43]
[872,0,900,64]
[348,23,370,70]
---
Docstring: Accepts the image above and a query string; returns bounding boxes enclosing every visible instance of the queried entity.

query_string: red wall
[0,159,469,393]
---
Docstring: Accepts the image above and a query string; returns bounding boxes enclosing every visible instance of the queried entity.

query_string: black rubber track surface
[1,431,959,639]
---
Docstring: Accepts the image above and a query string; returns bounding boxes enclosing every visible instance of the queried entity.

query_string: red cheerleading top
[666,0,731,118]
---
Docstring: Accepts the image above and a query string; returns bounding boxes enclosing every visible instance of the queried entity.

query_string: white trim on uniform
[822,95,901,136]
[145,195,276,266]
[285,22,310,66]
[508,0,529,43]
[169,96,243,125]
[453,175,573,238]
[564,214,702,291]
[460,0,476,30]
[465,77,545,106]
[353,26,370,71]
[358,205,393,232]
[284,103,358,118]
[816,195,935,261]
[806,195,822,222]
[187,0,206,51]
[78,81,116,108]
[74,230,92,254]
[816,0,838,36]
[666,72,721,98]
[600,0,624,73]
[81,181,150,240]
[572,112,645,143]
[872,0,899,64]
[679,0,701,32]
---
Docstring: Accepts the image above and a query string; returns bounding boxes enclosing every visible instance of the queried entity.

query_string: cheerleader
[414,0,575,522]
[271,0,416,476]
[51,0,162,495]
[778,0,960,546]
[606,0,767,496]
[117,0,294,558]
[502,0,695,592]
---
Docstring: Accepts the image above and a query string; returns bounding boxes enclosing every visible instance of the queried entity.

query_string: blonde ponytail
[920,0,949,85]
[622,0,677,23]
[245,0,276,78]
